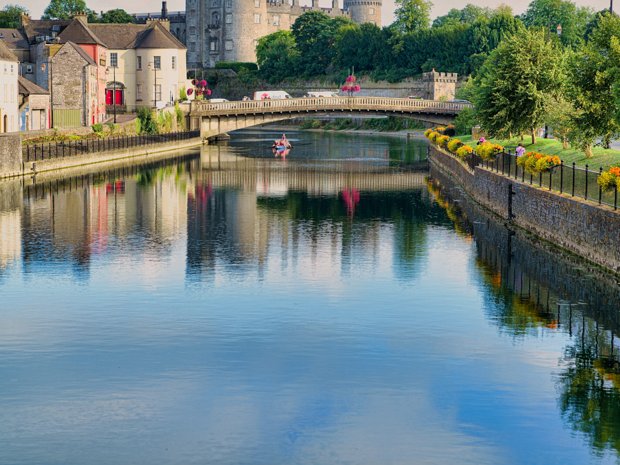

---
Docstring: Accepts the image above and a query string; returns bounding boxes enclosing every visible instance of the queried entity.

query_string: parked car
[305,91,339,98]
[253,91,292,100]
[210,98,229,103]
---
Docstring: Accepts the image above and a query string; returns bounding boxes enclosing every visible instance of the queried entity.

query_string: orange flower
[609,166,620,177]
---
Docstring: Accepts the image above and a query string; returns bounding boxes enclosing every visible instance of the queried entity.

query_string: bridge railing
[190,97,471,116]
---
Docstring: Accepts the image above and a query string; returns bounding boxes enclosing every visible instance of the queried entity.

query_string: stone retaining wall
[0,134,22,178]
[429,146,620,274]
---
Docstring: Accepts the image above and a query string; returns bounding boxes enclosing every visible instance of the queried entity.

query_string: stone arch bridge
[189,97,470,140]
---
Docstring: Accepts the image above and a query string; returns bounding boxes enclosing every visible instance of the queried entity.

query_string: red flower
[206,89,212,96]
[200,80,208,88]
[187,88,193,95]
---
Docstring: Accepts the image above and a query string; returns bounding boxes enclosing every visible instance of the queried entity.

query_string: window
[137,56,142,70]
[189,42,196,52]
[26,64,33,74]
[137,84,142,99]
[225,39,233,51]
[254,0,260,6]
[110,52,118,67]
[155,84,162,102]
[369,7,375,14]
[209,38,219,52]
[172,56,176,69]
[226,0,232,8]
[273,15,279,26]
[211,0,220,6]
[254,13,261,24]
[225,13,232,24]
[189,26,196,35]
[154,56,161,70]
[212,11,220,24]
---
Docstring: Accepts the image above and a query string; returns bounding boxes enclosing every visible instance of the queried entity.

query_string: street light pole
[112,65,117,123]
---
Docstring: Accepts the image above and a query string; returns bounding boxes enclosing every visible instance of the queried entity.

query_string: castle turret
[343,0,382,26]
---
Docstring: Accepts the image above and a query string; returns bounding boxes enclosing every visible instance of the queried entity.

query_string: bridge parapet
[190,97,471,118]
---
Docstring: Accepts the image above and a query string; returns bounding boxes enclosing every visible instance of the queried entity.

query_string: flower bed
[516,151,561,173]
[597,166,620,192]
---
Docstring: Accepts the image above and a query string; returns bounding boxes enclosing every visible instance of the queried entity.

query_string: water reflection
[429,167,620,459]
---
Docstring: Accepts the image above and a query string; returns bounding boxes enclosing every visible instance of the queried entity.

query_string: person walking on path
[515,143,526,157]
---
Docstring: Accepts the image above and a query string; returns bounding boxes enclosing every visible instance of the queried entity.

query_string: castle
[183,0,382,69]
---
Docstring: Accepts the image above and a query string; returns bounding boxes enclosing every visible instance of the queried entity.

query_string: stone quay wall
[0,134,23,178]
[429,145,620,274]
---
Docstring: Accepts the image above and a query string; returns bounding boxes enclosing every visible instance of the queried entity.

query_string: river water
[1,129,619,465]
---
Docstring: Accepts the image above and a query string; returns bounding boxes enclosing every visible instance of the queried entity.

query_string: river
[0,129,619,465]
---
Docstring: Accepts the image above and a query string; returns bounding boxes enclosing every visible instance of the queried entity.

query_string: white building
[0,39,18,133]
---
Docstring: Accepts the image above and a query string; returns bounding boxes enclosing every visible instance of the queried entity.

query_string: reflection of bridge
[197,161,428,195]
[190,97,470,139]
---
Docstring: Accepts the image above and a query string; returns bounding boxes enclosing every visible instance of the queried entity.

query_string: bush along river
[0,130,619,465]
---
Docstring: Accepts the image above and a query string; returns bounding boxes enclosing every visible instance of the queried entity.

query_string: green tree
[291,11,351,77]
[393,0,433,34]
[43,0,90,20]
[474,28,563,144]
[256,30,299,83]
[0,4,28,28]
[432,4,490,28]
[521,0,594,48]
[334,22,385,73]
[96,8,135,23]
[568,13,620,156]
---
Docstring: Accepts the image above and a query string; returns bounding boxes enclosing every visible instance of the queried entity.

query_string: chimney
[20,12,30,27]
[74,11,88,25]
[161,1,168,19]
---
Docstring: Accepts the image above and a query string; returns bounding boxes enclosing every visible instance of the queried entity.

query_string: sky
[7,0,612,25]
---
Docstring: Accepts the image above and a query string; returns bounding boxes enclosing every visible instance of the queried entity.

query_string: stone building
[185,0,382,69]
[18,75,51,131]
[134,1,187,45]
[423,70,457,101]
[0,39,19,133]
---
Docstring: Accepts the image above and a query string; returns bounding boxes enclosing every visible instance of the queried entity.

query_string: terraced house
[0,39,18,133]
[8,14,187,128]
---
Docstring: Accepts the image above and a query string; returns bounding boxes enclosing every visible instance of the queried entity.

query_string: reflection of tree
[558,319,620,455]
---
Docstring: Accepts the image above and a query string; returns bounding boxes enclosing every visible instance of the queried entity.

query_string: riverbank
[459,135,620,170]
[429,145,620,275]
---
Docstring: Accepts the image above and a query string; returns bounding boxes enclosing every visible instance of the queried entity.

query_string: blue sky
[13,0,612,25]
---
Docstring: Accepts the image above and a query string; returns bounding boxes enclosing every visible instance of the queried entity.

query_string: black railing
[23,130,200,163]
[474,150,618,210]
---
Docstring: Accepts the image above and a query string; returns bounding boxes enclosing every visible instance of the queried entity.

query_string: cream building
[0,39,19,133]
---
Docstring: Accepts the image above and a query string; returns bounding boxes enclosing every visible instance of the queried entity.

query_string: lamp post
[110,64,117,123]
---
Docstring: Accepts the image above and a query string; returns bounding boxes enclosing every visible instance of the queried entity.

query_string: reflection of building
[0,210,21,269]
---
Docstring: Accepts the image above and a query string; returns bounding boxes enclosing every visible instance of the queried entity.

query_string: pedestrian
[515,143,525,157]
[477,136,486,145]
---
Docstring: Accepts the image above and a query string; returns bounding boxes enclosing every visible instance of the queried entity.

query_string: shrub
[215,61,259,73]
[179,86,188,102]
[476,142,503,161]
[517,151,561,173]
[443,124,456,137]
[436,135,450,148]
[456,145,474,160]
[424,128,434,138]
[447,138,463,154]
[174,103,185,130]
[137,107,158,135]
[91,123,104,134]
[597,167,620,191]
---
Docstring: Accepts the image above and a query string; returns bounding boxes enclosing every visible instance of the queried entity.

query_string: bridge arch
[189,97,469,140]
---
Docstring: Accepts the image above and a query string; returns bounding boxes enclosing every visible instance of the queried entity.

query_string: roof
[134,22,185,49]
[0,29,29,51]
[0,39,18,62]
[22,20,71,44]
[87,23,151,49]
[53,41,96,66]
[18,76,49,96]
[58,19,105,46]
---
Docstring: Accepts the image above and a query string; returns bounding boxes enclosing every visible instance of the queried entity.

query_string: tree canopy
[392,0,432,34]
[42,0,91,20]
[95,9,135,24]
[0,4,28,28]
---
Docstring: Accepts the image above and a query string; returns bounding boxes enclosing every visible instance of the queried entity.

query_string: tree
[256,31,299,83]
[521,0,594,48]
[291,11,351,77]
[96,8,135,23]
[393,0,432,34]
[568,13,620,156]
[474,28,563,144]
[432,4,490,28]
[0,4,28,28]
[334,23,385,73]
[43,0,90,20]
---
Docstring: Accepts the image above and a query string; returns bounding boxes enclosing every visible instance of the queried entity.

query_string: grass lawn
[458,135,620,170]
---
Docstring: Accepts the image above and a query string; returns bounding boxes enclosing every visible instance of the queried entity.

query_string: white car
[210,98,229,103]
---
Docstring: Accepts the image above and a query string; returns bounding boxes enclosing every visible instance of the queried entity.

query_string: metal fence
[474,150,618,210]
[23,130,200,163]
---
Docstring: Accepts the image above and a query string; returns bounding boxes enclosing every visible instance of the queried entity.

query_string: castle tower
[343,0,382,26]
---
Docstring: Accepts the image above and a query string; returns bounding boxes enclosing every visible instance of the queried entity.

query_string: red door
[114,89,123,105]
[105,89,113,105]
